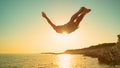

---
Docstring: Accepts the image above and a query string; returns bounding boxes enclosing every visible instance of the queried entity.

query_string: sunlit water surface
[0,54,120,68]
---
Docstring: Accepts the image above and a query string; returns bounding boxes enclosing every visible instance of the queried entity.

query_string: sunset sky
[0,0,120,53]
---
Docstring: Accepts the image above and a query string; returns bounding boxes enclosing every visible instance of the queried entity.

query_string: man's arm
[42,12,56,28]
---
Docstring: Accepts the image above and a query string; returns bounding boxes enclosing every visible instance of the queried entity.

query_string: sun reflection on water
[57,54,72,68]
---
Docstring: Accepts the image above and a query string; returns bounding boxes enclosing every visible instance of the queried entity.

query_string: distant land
[64,43,115,56]
[41,52,62,54]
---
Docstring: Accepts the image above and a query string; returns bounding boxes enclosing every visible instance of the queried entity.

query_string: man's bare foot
[82,8,91,14]
[78,7,85,13]
[86,9,91,13]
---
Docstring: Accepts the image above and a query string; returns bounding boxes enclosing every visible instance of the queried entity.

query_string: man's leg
[69,7,85,23]
[74,13,86,26]
[74,9,91,26]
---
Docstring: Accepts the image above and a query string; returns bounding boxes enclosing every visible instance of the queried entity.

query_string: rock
[98,49,114,65]
[64,34,120,65]
[81,35,120,65]
[117,35,120,43]
[98,35,120,65]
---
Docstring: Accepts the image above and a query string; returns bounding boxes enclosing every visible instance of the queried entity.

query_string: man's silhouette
[42,7,91,34]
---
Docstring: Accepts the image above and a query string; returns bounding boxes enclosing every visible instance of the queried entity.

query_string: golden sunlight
[57,54,72,68]
[52,32,78,46]
[44,30,83,52]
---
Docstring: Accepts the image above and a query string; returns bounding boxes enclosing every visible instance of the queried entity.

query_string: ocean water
[0,54,120,68]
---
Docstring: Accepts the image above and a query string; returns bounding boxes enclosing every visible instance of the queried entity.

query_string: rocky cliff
[64,35,120,65]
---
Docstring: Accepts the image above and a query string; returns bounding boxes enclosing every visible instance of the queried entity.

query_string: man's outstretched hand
[42,12,47,18]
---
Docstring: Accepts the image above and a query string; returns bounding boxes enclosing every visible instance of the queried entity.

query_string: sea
[0,54,120,68]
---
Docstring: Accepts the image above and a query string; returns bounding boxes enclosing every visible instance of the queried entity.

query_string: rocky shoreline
[64,35,120,65]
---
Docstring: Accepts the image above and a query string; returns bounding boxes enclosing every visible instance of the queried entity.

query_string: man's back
[55,23,78,34]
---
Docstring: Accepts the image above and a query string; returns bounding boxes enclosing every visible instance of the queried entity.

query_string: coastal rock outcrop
[64,35,120,65]
[92,35,120,65]
[101,35,120,65]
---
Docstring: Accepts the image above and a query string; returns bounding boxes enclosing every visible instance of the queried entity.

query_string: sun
[54,32,72,43]
[50,31,79,50]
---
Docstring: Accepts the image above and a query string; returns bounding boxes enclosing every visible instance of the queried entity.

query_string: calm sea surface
[0,54,120,68]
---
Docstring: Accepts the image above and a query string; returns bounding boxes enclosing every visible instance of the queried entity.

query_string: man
[42,7,91,34]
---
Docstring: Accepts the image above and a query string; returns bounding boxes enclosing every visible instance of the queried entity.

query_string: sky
[0,0,120,53]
